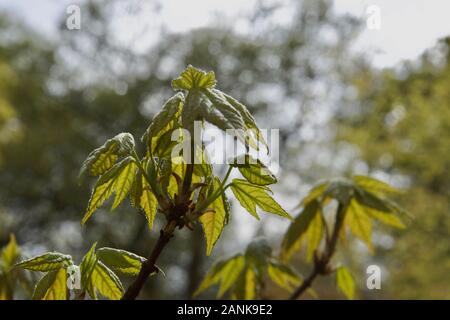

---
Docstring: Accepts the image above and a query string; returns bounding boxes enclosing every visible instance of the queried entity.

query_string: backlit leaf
[89,261,123,300]
[300,182,329,206]
[353,175,401,196]
[267,261,301,291]
[281,200,320,261]
[200,177,228,256]
[233,266,256,300]
[230,179,291,220]
[141,93,184,151]
[97,247,146,276]
[80,242,98,296]
[1,234,19,269]
[79,132,135,179]
[82,156,136,225]
[336,266,355,300]
[219,90,268,150]
[230,154,277,185]
[15,252,72,272]
[194,254,245,298]
[32,268,67,300]
[345,200,373,253]
[172,65,216,90]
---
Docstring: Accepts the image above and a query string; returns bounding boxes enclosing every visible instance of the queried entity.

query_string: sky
[0,0,450,68]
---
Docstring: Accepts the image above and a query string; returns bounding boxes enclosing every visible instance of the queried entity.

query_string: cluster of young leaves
[78,65,291,257]
[195,238,301,299]
[14,243,150,300]
[0,235,32,299]
[281,175,407,299]
[198,175,407,300]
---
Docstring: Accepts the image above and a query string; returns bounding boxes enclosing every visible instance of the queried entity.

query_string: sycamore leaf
[354,188,405,228]
[89,261,123,300]
[15,252,72,272]
[97,247,146,276]
[336,266,355,300]
[130,169,143,209]
[230,154,277,186]
[140,176,158,230]
[194,254,245,298]
[219,90,268,150]
[172,65,216,90]
[230,179,291,220]
[80,243,98,297]
[111,158,137,209]
[141,93,184,151]
[345,200,374,253]
[82,156,137,225]
[353,175,401,196]
[1,234,19,269]
[200,177,229,256]
[364,206,406,229]
[79,132,135,179]
[202,89,249,139]
[233,266,256,300]
[281,200,320,261]
[32,268,67,300]
[300,182,329,206]
[304,208,324,262]
[267,261,301,291]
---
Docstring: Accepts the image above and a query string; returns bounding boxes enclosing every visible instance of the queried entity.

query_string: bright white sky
[1,0,450,68]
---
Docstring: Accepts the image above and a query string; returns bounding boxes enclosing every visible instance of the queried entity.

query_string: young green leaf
[230,155,277,186]
[304,208,324,262]
[1,234,19,269]
[32,268,67,300]
[97,247,146,276]
[300,181,329,206]
[140,175,158,230]
[82,156,137,225]
[281,200,320,261]
[202,89,248,135]
[353,175,401,196]
[230,179,291,220]
[15,252,72,272]
[345,200,374,253]
[232,266,257,300]
[89,261,124,300]
[200,177,229,256]
[194,254,245,298]
[219,90,268,150]
[267,261,302,291]
[79,132,135,179]
[141,93,184,151]
[111,158,138,209]
[79,242,98,296]
[171,65,216,90]
[336,266,355,300]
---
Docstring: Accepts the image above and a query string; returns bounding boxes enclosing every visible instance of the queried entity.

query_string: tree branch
[289,202,347,300]
[121,220,177,300]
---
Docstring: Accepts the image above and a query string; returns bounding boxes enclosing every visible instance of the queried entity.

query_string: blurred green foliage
[337,38,450,299]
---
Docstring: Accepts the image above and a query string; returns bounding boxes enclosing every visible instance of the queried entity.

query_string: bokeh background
[0,0,449,299]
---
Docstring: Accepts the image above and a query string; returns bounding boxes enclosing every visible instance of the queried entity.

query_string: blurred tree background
[0,0,448,299]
